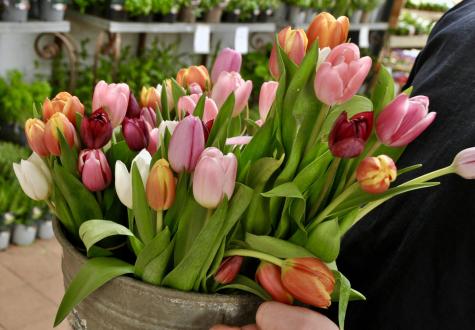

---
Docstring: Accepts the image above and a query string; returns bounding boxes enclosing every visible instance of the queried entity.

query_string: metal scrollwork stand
[34,32,78,91]
[94,31,122,82]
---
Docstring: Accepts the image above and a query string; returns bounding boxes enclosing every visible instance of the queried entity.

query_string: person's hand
[210,301,338,330]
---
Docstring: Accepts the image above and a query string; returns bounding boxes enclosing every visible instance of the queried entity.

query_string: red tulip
[211,48,242,84]
[25,118,49,156]
[44,112,77,156]
[256,262,293,304]
[281,257,335,308]
[176,65,210,91]
[356,155,397,194]
[43,91,84,125]
[376,94,436,147]
[126,92,141,118]
[122,117,150,151]
[329,111,373,158]
[215,256,244,284]
[145,159,176,211]
[80,108,113,149]
[78,149,112,192]
[269,27,308,80]
[307,12,349,49]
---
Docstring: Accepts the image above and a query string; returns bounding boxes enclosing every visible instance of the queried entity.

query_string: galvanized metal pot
[53,220,262,330]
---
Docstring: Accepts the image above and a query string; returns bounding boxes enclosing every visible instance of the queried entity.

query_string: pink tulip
[192,147,237,209]
[78,149,112,192]
[376,94,436,147]
[259,81,279,124]
[168,116,205,173]
[177,95,218,123]
[452,148,475,179]
[140,107,157,130]
[147,121,178,154]
[211,48,242,84]
[188,82,203,95]
[314,43,372,105]
[92,81,130,128]
[269,27,308,80]
[225,136,252,146]
[211,71,253,117]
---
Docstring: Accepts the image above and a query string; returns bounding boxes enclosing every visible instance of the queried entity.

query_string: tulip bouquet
[14,12,475,329]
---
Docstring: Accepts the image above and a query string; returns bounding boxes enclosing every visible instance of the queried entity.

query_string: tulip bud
[329,111,373,158]
[215,256,244,285]
[43,91,85,125]
[452,147,475,179]
[211,48,242,84]
[147,120,179,154]
[168,116,205,173]
[80,108,113,149]
[122,117,150,151]
[44,112,78,156]
[356,155,397,194]
[78,149,112,192]
[269,27,308,80]
[126,92,141,118]
[314,43,372,105]
[145,159,176,211]
[281,257,335,308]
[258,81,279,124]
[140,107,157,130]
[13,152,52,201]
[307,12,349,49]
[211,71,253,117]
[256,262,293,304]
[92,80,130,128]
[157,80,177,111]
[140,86,161,109]
[176,65,210,91]
[25,118,49,156]
[192,147,237,209]
[376,94,436,147]
[177,95,218,123]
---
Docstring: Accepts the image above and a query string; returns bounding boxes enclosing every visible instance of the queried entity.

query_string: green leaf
[107,141,136,168]
[52,184,76,236]
[170,78,185,114]
[371,65,395,115]
[262,182,303,199]
[142,237,175,285]
[164,173,190,234]
[246,156,284,189]
[207,93,235,148]
[54,257,134,326]
[331,271,351,330]
[217,275,270,301]
[58,130,78,176]
[305,218,340,263]
[135,227,171,278]
[193,94,206,120]
[397,164,422,176]
[131,163,155,244]
[79,219,141,252]
[293,150,333,193]
[245,233,315,258]
[161,79,170,120]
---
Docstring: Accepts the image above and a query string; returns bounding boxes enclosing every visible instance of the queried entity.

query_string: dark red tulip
[126,92,141,118]
[328,111,373,158]
[80,108,113,149]
[122,117,150,151]
[140,107,157,130]
[215,256,244,284]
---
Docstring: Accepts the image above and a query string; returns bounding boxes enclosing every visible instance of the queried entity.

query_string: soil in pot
[178,7,196,22]
[0,231,11,251]
[38,220,54,240]
[222,10,240,23]
[40,0,66,21]
[1,0,29,22]
[134,14,153,22]
[12,224,37,246]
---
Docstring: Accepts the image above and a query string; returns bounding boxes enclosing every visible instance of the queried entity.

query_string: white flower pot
[12,224,37,246]
[0,231,11,251]
[37,220,54,240]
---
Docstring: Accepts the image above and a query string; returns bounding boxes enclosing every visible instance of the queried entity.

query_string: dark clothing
[338,1,475,329]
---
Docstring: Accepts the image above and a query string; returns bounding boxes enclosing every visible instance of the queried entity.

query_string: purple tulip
[140,107,157,130]
[211,48,242,84]
[80,108,113,149]
[122,117,150,151]
[126,92,141,118]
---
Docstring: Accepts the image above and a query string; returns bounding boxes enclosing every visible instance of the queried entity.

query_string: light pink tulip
[211,48,242,84]
[192,147,237,209]
[177,95,218,123]
[147,121,178,154]
[226,136,252,145]
[376,94,436,147]
[259,81,279,124]
[188,82,203,95]
[314,43,372,105]
[168,116,205,173]
[92,81,130,128]
[211,71,253,117]
[78,149,112,192]
[452,147,475,179]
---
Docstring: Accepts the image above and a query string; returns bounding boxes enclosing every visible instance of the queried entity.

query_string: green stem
[224,249,284,267]
[46,200,58,217]
[156,210,163,232]
[95,191,102,205]
[204,208,213,226]
[304,104,330,155]
[309,157,341,219]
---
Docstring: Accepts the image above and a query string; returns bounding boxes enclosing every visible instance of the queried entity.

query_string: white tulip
[115,149,152,209]
[13,152,52,201]
[157,120,178,148]
[316,47,331,70]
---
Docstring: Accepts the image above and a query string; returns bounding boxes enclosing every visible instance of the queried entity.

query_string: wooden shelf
[389,34,428,48]
[0,20,70,33]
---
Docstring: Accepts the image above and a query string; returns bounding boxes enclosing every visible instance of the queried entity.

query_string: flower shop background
[0,0,455,329]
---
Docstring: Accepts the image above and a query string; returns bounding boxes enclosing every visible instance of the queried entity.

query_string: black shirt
[338,1,475,329]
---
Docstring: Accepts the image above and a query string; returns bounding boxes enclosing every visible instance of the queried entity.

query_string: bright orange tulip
[43,91,84,125]
[356,155,397,194]
[176,65,210,91]
[256,262,294,304]
[145,159,176,211]
[25,118,49,156]
[140,86,161,109]
[307,12,349,49]
[269,27,308,80]
[43,112,77,156]
[281,257,335,308]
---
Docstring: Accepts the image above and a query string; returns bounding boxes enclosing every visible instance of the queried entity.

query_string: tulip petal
[376,94,410,144]
[193,156,225,208]
[390,112,436,147]
[115,161,133,209]
[315,63,344,105]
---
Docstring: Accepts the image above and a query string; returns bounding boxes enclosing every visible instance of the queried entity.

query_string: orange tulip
[140,86,161,109]
[307,12,349,49]
[269,27,308,80]
[176,65,210,91]
[256,262,294,304]
[43,92,85,125]
[145,159,176,211]
[43,112,77,156]
[281,257,335,308]
[356,155,397,194]
[25,118,49,156]
[215,256,244,284]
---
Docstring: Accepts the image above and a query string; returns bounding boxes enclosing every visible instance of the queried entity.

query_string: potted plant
[178,0,200,22]
[202,0,227,23]
[1,0,29,22]
[40,0,67,21]
[12,217,37,246]
[152,0,180,23]
[0,213,15,251]
[124,0,153,21]
[37,208,54,240]
[257,0,279,22]
[221,0,240,22]
[285,0,309,26]
[108,0,128,21]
